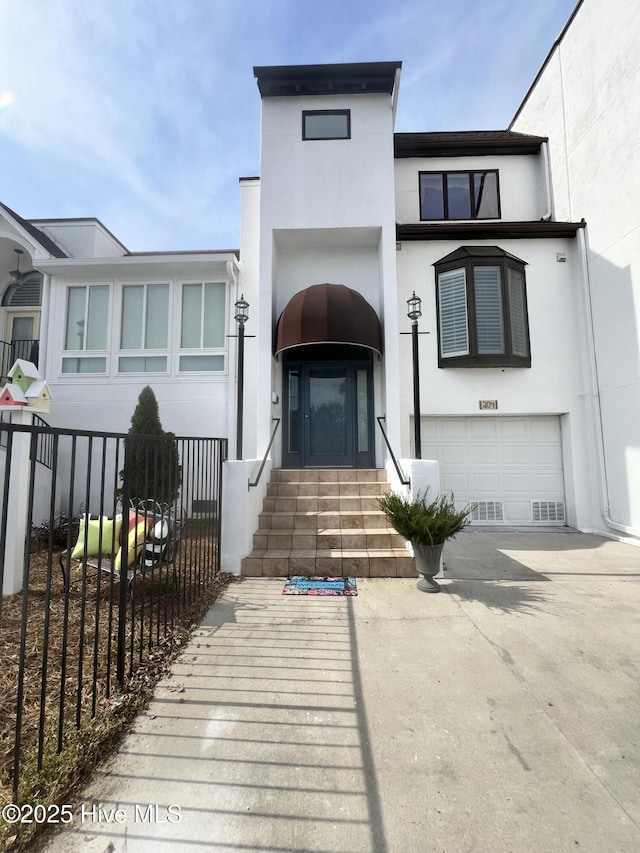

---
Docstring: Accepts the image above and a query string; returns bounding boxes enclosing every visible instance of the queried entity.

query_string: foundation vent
[470,501,504,523]
[531,501,566,523]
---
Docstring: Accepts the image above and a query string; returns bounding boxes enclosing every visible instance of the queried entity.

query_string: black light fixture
[234,294,249,460]
[407,291,422,459]
[9,248,32,286]
[407,290,422,323]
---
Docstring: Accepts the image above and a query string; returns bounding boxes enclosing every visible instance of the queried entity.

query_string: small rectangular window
[302,110,351,140]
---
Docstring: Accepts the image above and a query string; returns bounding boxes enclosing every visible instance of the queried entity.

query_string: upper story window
[179,282,226,372]
[119,283,170,374]
[62,284,109,374]
[302,110,351,140]
[434,246,530,368]
[420,170,500,220]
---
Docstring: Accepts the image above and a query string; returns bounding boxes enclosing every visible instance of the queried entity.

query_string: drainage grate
[470,501,504,523]
[531,501,566,523]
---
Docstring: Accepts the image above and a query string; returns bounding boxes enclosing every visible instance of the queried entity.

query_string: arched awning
[274,283,382,356]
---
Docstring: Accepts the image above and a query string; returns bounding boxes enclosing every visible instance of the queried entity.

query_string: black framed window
[434,246,530,367]
[302,110,351,140]
[420,170,500,220]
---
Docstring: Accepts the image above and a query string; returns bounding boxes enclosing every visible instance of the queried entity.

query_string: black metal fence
[0,422,227,800]
[0,338,39,382]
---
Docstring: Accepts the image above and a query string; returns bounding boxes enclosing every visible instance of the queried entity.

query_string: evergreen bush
[120,386,181,506]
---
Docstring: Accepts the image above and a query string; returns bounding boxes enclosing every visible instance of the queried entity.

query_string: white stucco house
[0,0,637,574]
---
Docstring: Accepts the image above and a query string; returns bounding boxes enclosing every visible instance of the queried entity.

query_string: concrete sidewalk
[42,531,640,852]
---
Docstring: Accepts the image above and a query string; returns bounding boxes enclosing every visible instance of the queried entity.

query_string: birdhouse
[24,380,52,413]
[0,383,27,407]
[7,359,42,394]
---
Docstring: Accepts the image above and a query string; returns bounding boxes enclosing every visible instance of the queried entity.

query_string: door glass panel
[309,369,347,457]
[288,371,299,453]
[11,317,34,340]
[356,369,368,453]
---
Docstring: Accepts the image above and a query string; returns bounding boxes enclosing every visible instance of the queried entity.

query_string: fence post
[2,410,35,596]
[117,435,132,686]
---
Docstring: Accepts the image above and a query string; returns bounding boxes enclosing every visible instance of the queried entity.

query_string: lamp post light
[407,291,422,459]
[234,294,249,460]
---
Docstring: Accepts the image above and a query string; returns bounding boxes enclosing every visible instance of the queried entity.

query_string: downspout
[38,272,50,378]
[540,141,553,221]
[577,226,640,538]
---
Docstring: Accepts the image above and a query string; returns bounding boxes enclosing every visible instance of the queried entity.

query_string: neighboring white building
[0,1,637,551]
[510,0,640,539]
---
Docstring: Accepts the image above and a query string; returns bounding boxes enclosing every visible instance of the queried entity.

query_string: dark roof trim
[397,220,586,241]
[394,131,547,158]
[434,245,527,266]
[510,0,584,128]
[254,62,401,98]
[0,202,67,257]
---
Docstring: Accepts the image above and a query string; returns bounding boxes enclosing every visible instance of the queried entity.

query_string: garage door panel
[500,473,532,493]
[443,445,468,464]
[469,445,498,465]
[423,416,565,526]
[468,419,499,439]
[529,418,561,440]
[497,419,529,439]
[471,473,500,492]
[499,444,530,465]
[531,472,564,494]
[442,473,470,494]
[529,444,563,466]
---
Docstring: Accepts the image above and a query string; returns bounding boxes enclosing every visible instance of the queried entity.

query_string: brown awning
[274,283,382,356]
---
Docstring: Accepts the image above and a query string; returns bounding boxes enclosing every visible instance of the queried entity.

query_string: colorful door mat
[283,576,358,596]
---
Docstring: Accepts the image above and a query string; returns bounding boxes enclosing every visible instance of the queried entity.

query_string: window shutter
[508,267,528,357]
[474,265,505,354]
[438,268,469,357]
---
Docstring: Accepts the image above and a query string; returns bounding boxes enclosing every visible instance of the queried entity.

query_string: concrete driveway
[41,531,640,853]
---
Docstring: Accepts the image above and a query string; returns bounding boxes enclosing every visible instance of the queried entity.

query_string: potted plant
[378,489,471,593]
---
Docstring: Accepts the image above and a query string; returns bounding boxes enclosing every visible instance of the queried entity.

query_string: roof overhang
[254,62,401,98]
[396,221,586,241]
[275,283,382,356]
[394,131,547,158]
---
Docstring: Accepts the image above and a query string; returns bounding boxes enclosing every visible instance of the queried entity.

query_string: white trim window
[179,282,226,372]
[62,285,110,374]
[119,283,169,374]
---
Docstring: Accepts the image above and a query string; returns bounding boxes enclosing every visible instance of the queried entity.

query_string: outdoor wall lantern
[234,295,249,460]
[407,291,422,459]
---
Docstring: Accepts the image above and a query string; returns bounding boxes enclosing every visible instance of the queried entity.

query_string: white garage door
[423,416,566,525]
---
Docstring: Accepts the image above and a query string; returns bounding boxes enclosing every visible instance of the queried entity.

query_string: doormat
[283,576,357,596]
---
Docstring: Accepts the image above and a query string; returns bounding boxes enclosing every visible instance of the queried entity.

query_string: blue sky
[0,0,577,252]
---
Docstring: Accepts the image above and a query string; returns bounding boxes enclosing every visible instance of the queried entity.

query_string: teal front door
[283,354,374,468]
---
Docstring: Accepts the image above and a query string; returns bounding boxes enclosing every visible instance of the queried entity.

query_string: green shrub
[378,489,471,547]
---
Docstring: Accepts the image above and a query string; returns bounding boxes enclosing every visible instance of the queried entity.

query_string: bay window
[435,247,531,367]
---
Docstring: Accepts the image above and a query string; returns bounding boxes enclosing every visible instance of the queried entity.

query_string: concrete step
[241,549,416,578]
[261,494,386,513]
[253,527,407,551]
[258,510,391,530]
[266,481,391,498]
[269,469,387,484]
